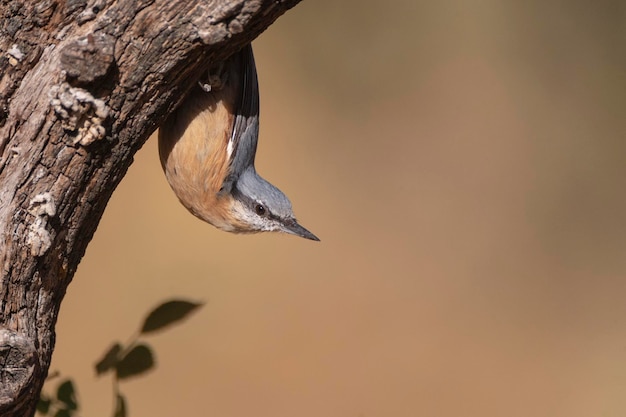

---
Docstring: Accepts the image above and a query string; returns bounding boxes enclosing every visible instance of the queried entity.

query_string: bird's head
[224,168,319,241]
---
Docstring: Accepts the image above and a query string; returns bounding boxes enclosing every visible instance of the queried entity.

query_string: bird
[158,44,319,241]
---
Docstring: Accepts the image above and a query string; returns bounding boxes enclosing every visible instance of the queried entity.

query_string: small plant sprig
[37,299,203,417]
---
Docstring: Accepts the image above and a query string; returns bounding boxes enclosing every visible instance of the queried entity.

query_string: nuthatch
[158,44,318,241]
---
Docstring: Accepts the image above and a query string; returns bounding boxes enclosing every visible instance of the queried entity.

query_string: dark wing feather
[220,44,260,194]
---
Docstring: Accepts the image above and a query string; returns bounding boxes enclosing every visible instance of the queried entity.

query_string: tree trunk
[0,0,300,415]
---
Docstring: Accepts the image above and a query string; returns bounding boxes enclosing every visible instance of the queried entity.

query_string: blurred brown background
[50,1,626,416]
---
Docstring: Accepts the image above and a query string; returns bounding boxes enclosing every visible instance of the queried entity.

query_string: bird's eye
[254,203,266,216]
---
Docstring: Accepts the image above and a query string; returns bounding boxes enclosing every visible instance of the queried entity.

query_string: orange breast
[158,84,240,231]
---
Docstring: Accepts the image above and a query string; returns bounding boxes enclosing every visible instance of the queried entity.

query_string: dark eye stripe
[232,185,281,221]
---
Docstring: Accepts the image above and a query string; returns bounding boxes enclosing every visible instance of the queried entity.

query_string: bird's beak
[281,218,320,241]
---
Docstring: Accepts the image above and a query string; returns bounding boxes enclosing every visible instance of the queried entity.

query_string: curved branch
[0,0,301,415]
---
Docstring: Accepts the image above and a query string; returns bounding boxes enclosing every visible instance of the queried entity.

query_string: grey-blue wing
[221,44,260,193]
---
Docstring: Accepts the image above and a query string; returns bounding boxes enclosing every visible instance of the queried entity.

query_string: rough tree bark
[0,0,301,415]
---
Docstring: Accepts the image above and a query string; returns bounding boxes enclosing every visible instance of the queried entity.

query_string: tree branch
[0,0,301,415]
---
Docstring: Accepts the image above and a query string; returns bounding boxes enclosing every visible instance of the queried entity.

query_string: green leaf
[37,396,51,414]
[140,300,203,334]
[113,393,127,417]
[95,343,123,375]
[53,409,72,417]
[116,344,155,380]
[56,379,77,410]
